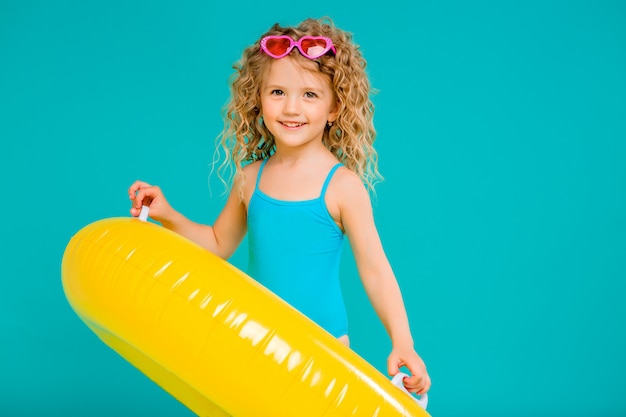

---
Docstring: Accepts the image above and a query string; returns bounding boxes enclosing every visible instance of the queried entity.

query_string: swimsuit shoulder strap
[320,163,343,198]
[254,159,268,191]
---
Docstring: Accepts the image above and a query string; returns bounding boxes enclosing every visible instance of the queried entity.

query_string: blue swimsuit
[247,159,348,337]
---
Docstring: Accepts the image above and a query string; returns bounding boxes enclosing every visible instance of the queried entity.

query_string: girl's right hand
[128,180,175,223]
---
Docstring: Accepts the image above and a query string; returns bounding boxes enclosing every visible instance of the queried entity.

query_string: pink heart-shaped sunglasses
[260,35,336,59]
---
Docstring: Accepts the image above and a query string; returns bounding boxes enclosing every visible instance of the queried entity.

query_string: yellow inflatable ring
[62,216,430,416]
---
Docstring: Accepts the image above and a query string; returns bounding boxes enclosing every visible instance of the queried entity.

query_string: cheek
[260,96,277,113]
[260,103,277,120]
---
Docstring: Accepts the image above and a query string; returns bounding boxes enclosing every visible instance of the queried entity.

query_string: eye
[270,89,284,96]
[304,91,318,98]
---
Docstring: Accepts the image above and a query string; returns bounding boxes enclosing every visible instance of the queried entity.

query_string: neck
[271,141,330,166]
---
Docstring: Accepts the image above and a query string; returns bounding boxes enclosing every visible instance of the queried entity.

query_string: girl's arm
[336,171,431,395]
[129,178,247,260]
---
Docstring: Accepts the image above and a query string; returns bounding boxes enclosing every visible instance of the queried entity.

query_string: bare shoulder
[330,166,370,202]
[239,160,263,205]
[326,166,372,228]
[241,160,263,181]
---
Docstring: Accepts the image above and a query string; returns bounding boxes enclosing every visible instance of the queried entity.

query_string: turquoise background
[1,0,625,416]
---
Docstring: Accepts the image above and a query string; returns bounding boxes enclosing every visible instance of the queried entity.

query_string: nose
[283,95,301,115]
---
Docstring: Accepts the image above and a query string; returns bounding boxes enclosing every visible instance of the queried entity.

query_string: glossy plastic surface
[62,217,431,416]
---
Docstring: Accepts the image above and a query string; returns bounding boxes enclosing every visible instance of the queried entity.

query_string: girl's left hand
[387,347,431,395]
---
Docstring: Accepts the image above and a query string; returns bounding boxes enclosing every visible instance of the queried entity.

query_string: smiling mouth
[281,122,305,128]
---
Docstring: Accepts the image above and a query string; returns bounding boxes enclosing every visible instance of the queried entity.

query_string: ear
[327,100,340,124]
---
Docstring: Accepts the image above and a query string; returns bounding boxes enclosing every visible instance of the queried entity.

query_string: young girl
[129,17,431,395]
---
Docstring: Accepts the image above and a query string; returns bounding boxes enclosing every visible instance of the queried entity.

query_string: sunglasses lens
[265,37,292,56]
[300,38,329,57]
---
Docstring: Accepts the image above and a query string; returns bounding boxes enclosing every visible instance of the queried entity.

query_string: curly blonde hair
[215,17,382,194]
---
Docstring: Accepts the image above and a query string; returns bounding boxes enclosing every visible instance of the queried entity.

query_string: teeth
[283,122,303,127]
